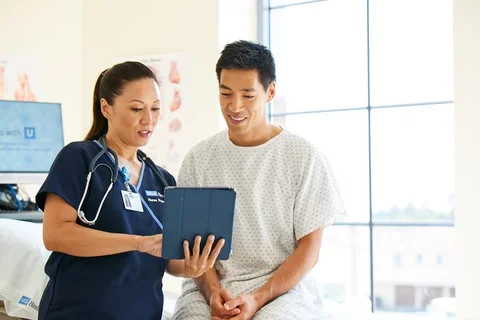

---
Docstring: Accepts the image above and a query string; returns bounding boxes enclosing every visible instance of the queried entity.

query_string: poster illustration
[121,52,189,177]
[0,55,41,102]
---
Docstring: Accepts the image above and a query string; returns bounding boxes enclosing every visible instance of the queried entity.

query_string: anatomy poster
[0,55,41,102]
[121,52,189,177]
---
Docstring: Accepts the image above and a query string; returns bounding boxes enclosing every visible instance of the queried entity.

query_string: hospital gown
[171,129,346,320]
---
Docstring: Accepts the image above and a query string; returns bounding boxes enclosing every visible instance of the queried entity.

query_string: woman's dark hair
[84,61,157,141]
[215,40,276,91]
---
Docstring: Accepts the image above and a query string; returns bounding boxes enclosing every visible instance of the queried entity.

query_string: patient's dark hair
[215,40,276,91]
[84,61,157,141]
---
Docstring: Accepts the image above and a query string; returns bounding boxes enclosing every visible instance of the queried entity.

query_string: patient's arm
[43,193,157,257]
[169,254,241,319]
[223,227,324,320]
[166,260,185,276]
[168,264,242,318]
[195,267,241,318]
[194,266,221,301]
[255,227,323,304]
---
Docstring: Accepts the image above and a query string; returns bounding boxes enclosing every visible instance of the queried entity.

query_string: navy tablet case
[162,187,236,260]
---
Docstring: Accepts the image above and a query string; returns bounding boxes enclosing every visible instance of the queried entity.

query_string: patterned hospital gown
[171,129,346,320]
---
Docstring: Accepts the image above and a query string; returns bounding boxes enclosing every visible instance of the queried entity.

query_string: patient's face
[219,69,275,137]
[102,78,161,147]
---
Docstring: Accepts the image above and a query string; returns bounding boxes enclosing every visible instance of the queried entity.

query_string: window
[394,254,402,269]
[263,0,454,318]
[417,254,424,265]
[437,255,444,266]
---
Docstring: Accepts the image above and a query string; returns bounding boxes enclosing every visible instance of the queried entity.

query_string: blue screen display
[0,100,64,173]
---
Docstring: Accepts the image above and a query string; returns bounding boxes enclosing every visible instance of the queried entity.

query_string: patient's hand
[210,288,241,319]
[184,235,225,278]
[223,294,261,320]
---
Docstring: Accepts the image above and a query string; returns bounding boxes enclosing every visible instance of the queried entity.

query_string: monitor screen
[0,100,64,183]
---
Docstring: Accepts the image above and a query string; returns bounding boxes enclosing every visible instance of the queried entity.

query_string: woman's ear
[100,98,111,119]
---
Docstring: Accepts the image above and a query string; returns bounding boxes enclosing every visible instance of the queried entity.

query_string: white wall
[0,0,83,144]
[453,0,480,319]
[218,0,258,50]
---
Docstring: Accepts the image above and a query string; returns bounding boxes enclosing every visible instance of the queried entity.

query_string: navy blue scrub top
[35,141,176,320]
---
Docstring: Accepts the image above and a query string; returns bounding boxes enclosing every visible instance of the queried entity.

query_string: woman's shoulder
[155,165,177,186]
[53,140,102,165]
[60,141,101,154]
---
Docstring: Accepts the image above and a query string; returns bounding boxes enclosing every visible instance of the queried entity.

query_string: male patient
[171,40,346,320]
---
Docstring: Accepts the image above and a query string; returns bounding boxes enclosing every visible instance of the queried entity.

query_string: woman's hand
[184,235,225,278]
[137,234,163,257]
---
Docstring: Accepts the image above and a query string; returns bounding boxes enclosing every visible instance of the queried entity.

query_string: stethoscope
[77,135,170,228]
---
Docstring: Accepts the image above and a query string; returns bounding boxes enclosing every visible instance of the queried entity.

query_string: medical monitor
[0,100,64,184]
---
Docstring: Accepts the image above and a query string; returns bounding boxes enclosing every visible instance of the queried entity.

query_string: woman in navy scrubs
[35,61,223,319]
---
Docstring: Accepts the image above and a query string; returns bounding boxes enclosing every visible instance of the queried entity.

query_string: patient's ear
[266,82,276,103]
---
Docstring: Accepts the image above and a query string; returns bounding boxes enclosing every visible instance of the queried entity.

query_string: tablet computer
[161,186,236,260]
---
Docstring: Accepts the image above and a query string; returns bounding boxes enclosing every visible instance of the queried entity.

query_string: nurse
[35,61,223,319]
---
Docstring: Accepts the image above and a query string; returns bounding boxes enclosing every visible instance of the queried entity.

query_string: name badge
[121,190,144,212]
